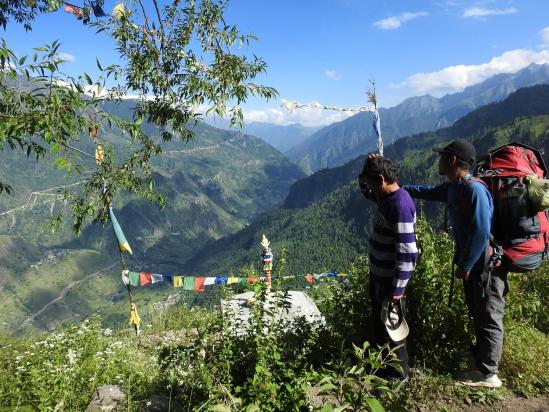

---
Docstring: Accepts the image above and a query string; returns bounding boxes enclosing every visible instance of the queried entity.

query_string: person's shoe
[455,369,502,388]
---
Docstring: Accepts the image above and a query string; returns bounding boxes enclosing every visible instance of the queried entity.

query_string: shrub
[405,218,472,372]
[500,323,549,395]
[0,316,157,411]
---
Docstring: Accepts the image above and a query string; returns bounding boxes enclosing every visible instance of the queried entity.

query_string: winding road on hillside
[17,262,118,331]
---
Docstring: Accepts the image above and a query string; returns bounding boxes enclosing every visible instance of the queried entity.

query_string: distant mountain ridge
[288,63,549,172]
[243,122,320,153]
[205,118,320,153]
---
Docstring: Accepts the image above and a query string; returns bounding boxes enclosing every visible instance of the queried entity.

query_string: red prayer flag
[247,276,260,283]
[139,272,152,286]
[305,275,314,284]
[194,277,206,292]
[63,2,83,17]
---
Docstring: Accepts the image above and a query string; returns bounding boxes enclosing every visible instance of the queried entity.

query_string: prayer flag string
[121,271,346,292]
[280,88,384,156]
[280,99,375,114]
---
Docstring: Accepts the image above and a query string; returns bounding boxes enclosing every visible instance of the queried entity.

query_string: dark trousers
[370,275,409,377]
[463,267,509,376]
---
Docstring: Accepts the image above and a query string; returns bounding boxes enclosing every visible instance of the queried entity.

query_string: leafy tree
[0,0,276,234]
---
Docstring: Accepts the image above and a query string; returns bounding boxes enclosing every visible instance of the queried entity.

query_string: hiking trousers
[370,274,409,377]
[463,267,509,376]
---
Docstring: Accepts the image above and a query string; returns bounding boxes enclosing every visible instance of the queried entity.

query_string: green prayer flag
[239,277,247,285]
[184,276,195,291]
[129,271,140,287]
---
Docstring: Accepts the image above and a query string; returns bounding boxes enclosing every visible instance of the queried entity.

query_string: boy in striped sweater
[359,154,419,386]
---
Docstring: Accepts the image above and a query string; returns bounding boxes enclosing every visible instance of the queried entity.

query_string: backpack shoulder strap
[458,176,489,220]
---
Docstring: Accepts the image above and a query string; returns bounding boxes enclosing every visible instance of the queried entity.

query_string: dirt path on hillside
[17,263,117,330]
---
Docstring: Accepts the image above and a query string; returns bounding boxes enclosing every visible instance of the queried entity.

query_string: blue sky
[3,0,549,126]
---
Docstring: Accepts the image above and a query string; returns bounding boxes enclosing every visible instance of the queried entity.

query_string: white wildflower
[67,349,77,365]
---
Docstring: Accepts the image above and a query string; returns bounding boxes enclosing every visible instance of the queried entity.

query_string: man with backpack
[359,154,419,390]
[403,139,504,388]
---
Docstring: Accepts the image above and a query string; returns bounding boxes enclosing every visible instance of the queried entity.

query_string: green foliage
[314,257,371,346]
[155,285,396,411]
[1,0,276,235]
[506,263,549,334]
[468,388,504,405]
[0,316,157,410]
[499,323,549,395]
[405,218,472,371]
[315,342,396,412]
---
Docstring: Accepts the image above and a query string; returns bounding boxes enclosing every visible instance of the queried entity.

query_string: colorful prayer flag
[109,207,133,255]
[63,2,83,18]
[194,277,206,292]
[247,276,260,283]
[121,270,130,285]
[128,271,140,286]
[173,276,183,288]
[227,277,238,285]
[184,276,195,290]
[305,275,314,284]
[151,274,163,284]
[139,272,152,286]
[204,277,216,286]
[129,303,141,329]
[215,277,227,284]
[373,109,383,156]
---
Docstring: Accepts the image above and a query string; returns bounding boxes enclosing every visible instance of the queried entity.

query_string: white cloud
[391,48,549,95]
[540,26,549,47]
[325,69,342,81]
[463,6,517,18]
[373,11,429,30]
[57,52,76,62]
[242,103,354,127]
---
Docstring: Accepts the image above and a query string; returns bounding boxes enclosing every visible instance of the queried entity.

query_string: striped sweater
[368,188,419,296]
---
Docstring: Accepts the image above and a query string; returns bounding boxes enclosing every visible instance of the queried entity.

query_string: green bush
[0,317,157,411]
[506,266,549,334]
[405,219,472,371]
[500,323,549,395]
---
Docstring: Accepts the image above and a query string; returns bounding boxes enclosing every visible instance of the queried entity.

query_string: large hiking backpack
[474,142,549,272]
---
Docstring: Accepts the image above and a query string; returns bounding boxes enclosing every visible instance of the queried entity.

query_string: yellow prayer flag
[95,145,105,165]
[129,303,141,328]
[227,277,239,284]
[173,276,184,288]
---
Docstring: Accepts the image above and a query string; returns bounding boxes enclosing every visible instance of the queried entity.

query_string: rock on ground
[85,385,126,412]
[221,291,324,335]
